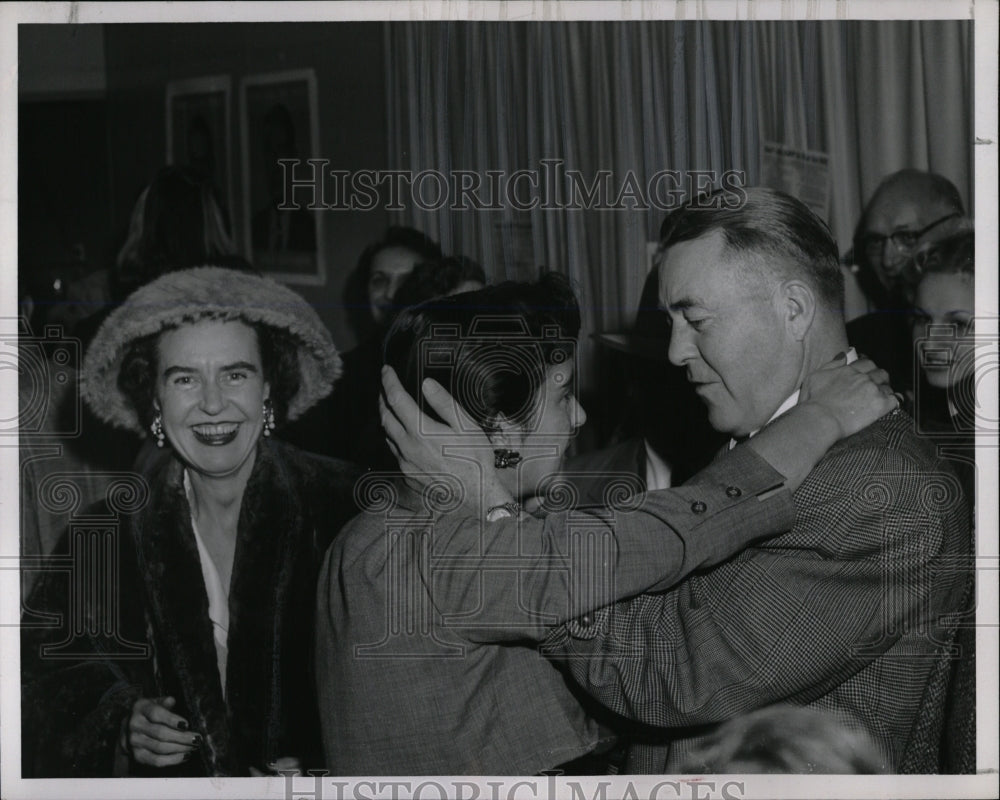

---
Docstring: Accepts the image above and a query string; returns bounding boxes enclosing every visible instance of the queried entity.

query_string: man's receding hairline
[656,232,782,312]
[681,227,797,289]
[867,171,964,219]
[867,190,958,220]
[720,241,807,304]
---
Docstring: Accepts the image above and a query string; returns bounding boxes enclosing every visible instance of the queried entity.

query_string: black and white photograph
[2,3,996,800]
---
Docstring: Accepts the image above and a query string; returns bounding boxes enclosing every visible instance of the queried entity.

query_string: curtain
[385,22,761,390]
[757,20,973,251]
[384,20,972,388]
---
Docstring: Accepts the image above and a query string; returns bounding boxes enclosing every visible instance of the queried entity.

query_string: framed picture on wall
[165,75,235,230]
[239,68,325,285]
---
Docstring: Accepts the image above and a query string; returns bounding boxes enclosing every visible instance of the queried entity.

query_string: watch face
[486,502,520,522]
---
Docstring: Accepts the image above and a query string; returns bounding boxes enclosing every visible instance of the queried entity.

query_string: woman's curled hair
[382,272,581,435]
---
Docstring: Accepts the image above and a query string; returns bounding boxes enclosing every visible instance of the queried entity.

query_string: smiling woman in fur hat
[21,266,360,778]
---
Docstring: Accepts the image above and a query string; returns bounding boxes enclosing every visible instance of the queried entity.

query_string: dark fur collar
[132,440,335,775]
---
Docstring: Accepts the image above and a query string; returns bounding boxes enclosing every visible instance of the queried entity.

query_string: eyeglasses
[861,212,962,259]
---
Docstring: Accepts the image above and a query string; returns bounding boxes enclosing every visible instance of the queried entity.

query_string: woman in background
[281,226,442,468]
[909,231,976,442]
[907,230,977,774]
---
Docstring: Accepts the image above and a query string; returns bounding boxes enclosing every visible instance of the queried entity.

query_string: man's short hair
[660,187,844,312]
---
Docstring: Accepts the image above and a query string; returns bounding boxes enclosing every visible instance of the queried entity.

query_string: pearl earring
[263,399,276,437]
[150,413,165,448]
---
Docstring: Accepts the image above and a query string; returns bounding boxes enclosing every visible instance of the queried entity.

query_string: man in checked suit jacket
[544,188,971,773]
[378,188,970,774]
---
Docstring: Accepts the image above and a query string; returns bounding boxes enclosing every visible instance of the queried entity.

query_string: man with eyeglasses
[846,168,968,394]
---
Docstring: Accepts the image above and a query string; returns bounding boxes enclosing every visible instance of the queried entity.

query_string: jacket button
[691,501,707,514]
[726,486,742,498]
[580,614,593,627]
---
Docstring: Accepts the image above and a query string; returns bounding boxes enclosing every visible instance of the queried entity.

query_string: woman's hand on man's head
[379,366,515,512]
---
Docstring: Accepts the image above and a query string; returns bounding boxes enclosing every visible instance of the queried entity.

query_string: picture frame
[165,75,235,231]
[239,68,325,285]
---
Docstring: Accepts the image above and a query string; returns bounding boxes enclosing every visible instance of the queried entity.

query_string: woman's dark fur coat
[22,439,361,777]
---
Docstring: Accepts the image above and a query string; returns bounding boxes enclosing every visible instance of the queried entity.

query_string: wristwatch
[485,501,521,522]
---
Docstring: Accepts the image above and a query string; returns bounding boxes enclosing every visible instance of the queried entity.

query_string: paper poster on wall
[761,141,830,221]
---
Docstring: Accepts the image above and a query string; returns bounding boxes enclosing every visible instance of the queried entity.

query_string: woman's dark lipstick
[191,422,240,446]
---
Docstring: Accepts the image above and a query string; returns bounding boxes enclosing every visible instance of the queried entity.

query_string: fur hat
[81,266,341,434]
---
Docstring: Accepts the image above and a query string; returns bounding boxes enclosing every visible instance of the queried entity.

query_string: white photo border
[1,3,996,800]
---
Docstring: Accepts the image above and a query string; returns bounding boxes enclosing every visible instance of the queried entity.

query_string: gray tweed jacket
[317,444,797,774]
[546,411,971,773]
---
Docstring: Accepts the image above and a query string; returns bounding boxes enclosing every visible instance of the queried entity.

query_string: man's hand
[799,355,900,439]
[379,366,515,512]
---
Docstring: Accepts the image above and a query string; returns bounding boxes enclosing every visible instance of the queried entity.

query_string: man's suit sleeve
[542,441,965,728]
[428,445,795,642]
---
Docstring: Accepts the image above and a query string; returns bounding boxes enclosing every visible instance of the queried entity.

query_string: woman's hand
[747,354,900,493]
[379,366,515,513]
[798,354,900,439]
[120,696,199,768]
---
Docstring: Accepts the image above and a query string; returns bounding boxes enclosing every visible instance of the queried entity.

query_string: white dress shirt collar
[729,348,858,450]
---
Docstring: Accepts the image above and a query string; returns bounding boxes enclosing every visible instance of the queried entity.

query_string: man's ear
[780,280,816,342]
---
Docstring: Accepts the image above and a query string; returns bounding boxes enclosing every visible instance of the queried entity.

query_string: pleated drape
[384,20,971,390]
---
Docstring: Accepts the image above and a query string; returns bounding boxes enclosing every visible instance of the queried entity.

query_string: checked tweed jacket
[318,445,798,774]
[546,411,971,773]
